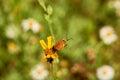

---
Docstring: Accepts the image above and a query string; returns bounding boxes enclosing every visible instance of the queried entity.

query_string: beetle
[52,38,72,52]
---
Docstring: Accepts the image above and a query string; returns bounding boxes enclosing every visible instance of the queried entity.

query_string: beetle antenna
[67,38,72,41]
[65,33,72,41]
[66,33,68,40]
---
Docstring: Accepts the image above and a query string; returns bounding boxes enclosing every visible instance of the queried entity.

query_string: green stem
[38,0,46,11]
[49,63,52,80]
[49,63,56,80]
[48,23,55,41]
[95,41,104,53]
[95,41,104,66]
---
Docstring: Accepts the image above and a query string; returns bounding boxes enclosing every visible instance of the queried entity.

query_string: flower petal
[51,53,58,58]
[40,40,47,49]
[47,36,53,49]
[46,54,51,58]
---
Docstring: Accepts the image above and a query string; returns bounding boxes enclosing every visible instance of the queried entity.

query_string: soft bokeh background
[0,0,120,80]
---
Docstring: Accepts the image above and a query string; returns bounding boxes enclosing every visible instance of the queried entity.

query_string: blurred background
[0,0,120,80]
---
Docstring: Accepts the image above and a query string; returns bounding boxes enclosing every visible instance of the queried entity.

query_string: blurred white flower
[99,26,117,45]
[97,65,115,80]
[112,0,120,16]
[22,18,41,33]
[112,0,120,10]
[108,0,120,16]
[30,64,49,80]
[5,24,19,39]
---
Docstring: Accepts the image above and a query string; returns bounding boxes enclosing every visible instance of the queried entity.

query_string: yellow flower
[39,36,58,63]
[7,42,17,53]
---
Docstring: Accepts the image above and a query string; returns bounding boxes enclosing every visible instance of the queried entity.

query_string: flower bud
[47,5,53,15]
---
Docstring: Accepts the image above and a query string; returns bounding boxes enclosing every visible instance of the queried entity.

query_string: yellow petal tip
[39,40,47,49]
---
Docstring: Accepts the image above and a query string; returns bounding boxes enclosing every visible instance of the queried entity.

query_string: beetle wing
[53,40,66,51]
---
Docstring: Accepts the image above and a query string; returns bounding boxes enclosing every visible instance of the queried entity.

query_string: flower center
[28,20,34,28]
[45,49,54,55]
[106,31,113,37]
[102,69,108,76]
[37,70,42,75]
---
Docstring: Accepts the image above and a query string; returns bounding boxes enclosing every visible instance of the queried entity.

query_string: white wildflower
[97,65,115,80]
[22,18,41,33]
[99,26,117,45]
[5,24,19,39]
[108,0,120,16]
[30,64,49,80]
[112,0,120,10]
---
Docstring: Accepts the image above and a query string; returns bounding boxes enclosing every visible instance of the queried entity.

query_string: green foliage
[0,0,120,80]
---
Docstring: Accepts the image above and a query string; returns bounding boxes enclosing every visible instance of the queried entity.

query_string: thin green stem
[48,23,55,41]
[38,0,55,41]
[95,41,104,53]
[95,41,104,67]
[38,0,46,11]
[52,63,56,80]
[49,63,52,80]
[49,63,57,80]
